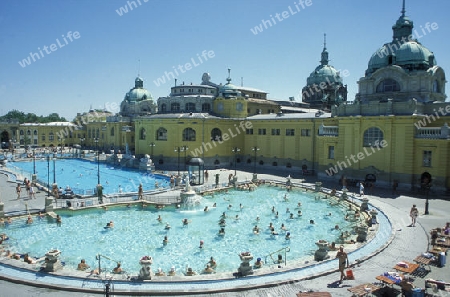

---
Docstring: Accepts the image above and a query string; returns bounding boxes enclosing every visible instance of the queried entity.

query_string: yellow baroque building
[1,3,449,193]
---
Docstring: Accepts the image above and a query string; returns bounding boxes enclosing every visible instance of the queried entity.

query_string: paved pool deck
[0,166,449,296]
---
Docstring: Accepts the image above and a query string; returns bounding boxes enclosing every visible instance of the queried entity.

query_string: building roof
[247,111,331,120]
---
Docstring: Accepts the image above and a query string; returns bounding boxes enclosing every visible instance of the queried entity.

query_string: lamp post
[95,138,100,185]
[47,155,50,197]
[232,147,240,176]
[80,138,85,158]
[424,184,431,215]
[59,137,64,157]
[252,146,260,174]
[182,145,189,172]
[53,153,56,184]
[149,142,155,157]
[33,149,36,174]
[174,146,185,176]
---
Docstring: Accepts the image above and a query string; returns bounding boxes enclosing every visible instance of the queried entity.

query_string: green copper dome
[307,65,342,86]
[124,77,153,102]
[396,41,435,66]
[218,69,242,98]
[367,41,435,74]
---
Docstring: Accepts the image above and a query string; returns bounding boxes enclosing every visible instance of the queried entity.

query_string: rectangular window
[271,129,280,136]
[301,129,311,136]
[246,129,253,135]
[328,146,335,159]
[286,129,295,136]
[258,129,266,135]
[423,150,432,167]
[41,135,45,141]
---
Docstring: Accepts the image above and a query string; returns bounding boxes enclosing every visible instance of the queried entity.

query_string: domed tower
[357,0,446,103]
[214,69,248,118]
[120,77,157,117]
[301,34,347,110]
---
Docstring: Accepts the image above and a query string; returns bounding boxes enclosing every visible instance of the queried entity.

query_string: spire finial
[320,34,329,66]
[138,58,141,77]
[401,0,406,17]
[226,68,232,84]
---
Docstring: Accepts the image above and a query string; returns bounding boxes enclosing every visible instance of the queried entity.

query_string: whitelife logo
[18,31,81,68]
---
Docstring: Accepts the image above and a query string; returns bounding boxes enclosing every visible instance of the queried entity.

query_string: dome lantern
[392,0,413,42]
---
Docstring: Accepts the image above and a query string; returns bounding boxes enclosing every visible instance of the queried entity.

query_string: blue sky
[1,0,449,120]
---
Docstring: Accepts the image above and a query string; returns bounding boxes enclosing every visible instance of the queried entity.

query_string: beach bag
[346,269,355,280]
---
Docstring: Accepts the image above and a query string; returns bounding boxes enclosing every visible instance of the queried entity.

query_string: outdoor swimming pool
[2,186,359,276]
[6,159,170,195]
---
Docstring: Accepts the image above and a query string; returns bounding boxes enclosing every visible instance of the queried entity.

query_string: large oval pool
[2,186,359,276]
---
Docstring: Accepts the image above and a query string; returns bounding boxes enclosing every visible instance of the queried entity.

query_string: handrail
[264,246,290,267]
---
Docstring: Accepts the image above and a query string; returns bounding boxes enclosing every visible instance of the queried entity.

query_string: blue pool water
[2,186,356,276]
[6,159,170,194]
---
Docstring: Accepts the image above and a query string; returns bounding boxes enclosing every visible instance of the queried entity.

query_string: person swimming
[165,223,171,229]
[285,232,291,240]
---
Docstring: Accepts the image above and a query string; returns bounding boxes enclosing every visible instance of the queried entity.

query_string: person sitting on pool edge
[203,263,215,274]
[168,266,176,276]
[24,253,36,264]
[185,267,196,276]
[113,263,122,274]
[77,259,90,271]
[155,267,165,276]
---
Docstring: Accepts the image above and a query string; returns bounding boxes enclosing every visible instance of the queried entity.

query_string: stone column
[252,174,258,183]
[45,197,54,213]
[0,202,4,219]
[315,182,322,192]
[237,252,254,276]
[360,197,369,212]
[139,256,153,280]
[340,189,348,201]
[314,240,330,261]
[44,250,63,272]
[370,209,378,225]
[356,225,368,242]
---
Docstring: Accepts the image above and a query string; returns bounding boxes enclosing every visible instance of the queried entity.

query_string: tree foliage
[0,110,67,123]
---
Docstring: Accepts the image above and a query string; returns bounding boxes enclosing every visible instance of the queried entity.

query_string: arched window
[376,78,400,93]
[211,128,222,141]
[161,104,167,112]
[156,127,167,141]
[171,103,180,112]
[27,130,31,135]
[110,127,115,136]
[433,80,440,93]
[20,130,24,135]
[182,128,196,141]
[185,102,196,112]
[139,128,146,140]
[202,103,211,112]
[363,127,384,147]
[33,130,38,135]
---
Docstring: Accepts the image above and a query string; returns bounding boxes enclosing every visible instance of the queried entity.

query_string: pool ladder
[264,246,290,267]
